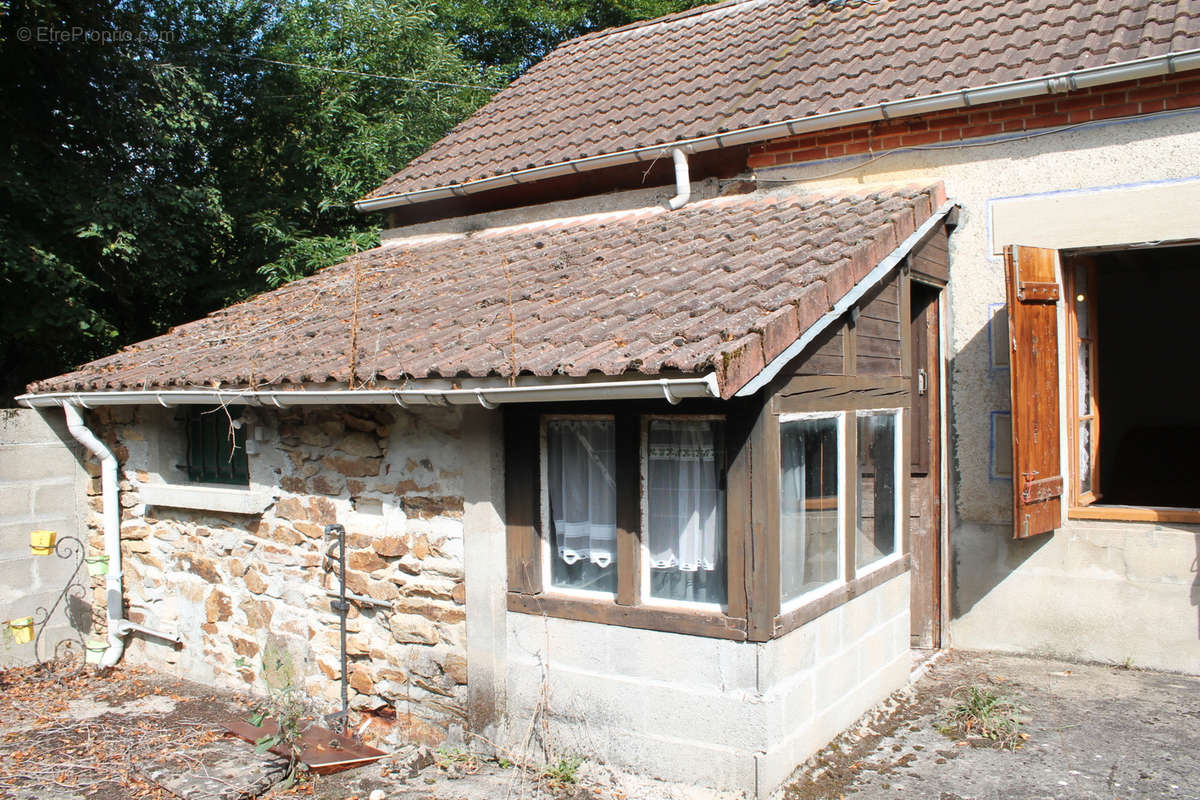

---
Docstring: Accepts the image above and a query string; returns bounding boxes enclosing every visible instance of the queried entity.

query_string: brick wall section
[748,72,1200,170]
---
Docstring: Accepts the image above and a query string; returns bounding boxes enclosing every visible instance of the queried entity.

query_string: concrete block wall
[757,571,911,792]
[0,408,89,667]
[501,572,910,798]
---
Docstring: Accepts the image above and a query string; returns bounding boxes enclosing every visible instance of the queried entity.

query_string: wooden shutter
[1004,245,1064,539]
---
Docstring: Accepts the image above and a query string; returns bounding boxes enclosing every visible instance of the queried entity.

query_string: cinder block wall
[0,408,89,667]
[500,572,911,798]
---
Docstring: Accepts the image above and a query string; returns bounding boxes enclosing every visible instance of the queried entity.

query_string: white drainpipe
[63,402,180,668]
[667,147,691,210]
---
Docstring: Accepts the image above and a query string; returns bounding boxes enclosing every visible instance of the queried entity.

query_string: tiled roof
[365,0,1199,201]
[29,184,946,399]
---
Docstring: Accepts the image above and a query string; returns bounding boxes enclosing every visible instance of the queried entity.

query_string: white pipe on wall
[63,403,126,668]
[667,147,691,210]
[63,402,180,666]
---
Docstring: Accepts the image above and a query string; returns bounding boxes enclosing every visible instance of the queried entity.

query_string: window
[184,406,248,485]
[855,411,900,572]
[643,418,726,607]
[779,414,843,606]
[1063,244,1200,518]
[508,408,737,637]
[542,417,618,596]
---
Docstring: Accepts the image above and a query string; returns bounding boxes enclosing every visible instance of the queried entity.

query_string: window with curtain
[644,418,726,606]
[544,418,618,594]
[856,411,899,571]
[780,415,841,604]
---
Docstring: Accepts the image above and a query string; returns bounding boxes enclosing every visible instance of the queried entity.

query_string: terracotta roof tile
[30,184,943,398]
[365,0,1198,201]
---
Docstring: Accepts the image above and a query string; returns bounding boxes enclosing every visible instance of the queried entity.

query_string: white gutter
[18,374,721,410]
[63,404,180,666]
[735,200,957,397]
[354,49,1200,214]
[667,147,691,210]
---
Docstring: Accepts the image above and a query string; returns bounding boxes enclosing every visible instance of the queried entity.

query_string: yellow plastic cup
[9,617,34,645]
[30,530,56,556]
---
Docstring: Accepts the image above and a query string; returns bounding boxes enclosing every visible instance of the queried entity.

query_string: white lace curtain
[546,419,617,568]
[646,420,721,572]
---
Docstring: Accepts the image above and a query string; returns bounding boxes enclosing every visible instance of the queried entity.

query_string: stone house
[18,0,1200,796]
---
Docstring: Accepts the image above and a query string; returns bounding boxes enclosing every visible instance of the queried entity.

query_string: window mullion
[615,415,640,607]
[842,411,857,584]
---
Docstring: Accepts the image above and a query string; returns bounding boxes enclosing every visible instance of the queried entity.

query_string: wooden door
[1004,245,1064,539]
[908,283,942,649]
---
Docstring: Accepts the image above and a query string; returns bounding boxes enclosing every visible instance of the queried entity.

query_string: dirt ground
[1,650,1197,800]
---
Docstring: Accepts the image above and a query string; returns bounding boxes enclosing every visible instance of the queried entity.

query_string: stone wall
[0,408,90,667]
[84,403,469,746]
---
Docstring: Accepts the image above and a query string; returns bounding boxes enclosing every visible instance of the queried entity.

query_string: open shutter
[1004,245,1063,539]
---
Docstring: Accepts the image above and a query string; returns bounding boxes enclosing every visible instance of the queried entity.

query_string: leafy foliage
[1,0,714,402]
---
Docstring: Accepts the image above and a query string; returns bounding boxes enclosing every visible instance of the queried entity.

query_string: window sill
[1067,505,1200,524]
[774,555,909,638]
[138,483,272,515]
[507,592,748,641]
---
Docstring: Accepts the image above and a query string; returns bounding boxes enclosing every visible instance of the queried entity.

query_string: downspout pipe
[667,147,691,210]
[63,403,181,666]
[63,402,125,667]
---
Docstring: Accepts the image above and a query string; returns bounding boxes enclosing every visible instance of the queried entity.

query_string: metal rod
[325,524,349,735]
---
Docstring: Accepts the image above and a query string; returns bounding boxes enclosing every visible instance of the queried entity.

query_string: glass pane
[856,413,897,571]
[646,420,726,605]
[1079,420,1092,495]
[1077,340,1091,416]
[1074,264,1090,333]
[780,417,840,603]
[546,419,617,594]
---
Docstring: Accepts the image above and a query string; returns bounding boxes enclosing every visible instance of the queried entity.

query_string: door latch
[917,368,928,396]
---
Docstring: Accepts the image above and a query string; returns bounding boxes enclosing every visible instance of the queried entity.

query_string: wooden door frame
[909,275,948,649]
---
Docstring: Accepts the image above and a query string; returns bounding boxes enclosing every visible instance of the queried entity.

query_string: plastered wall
[756,107,1200,672]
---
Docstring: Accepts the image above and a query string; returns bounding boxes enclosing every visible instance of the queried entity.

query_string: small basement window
[183,406,249,485]
[1066,244,1200,515]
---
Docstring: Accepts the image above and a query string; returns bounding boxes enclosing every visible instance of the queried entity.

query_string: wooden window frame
[506,406,750,641]
[1062,252,1200,524]
[853,408,906,578]
[638,414,729,613]
[538,414,620,602]
[1065,259,1101,508]
[777,411,846,614]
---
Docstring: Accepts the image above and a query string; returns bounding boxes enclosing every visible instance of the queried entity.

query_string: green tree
[0,0,497,401]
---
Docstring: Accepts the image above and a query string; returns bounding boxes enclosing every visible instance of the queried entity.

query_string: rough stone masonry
[83,403,469,748]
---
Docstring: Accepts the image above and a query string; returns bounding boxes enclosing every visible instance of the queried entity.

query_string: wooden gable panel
[856,272,903,377]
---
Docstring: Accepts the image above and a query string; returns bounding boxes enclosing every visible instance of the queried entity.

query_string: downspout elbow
[667,147,691,210]
[62,403,126,668]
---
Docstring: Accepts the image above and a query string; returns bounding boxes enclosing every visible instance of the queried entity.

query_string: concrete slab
[138,737,289,800]
[780,650,1200,800]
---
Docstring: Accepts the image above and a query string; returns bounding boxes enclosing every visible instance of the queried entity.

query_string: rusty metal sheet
[224,718,386,773]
